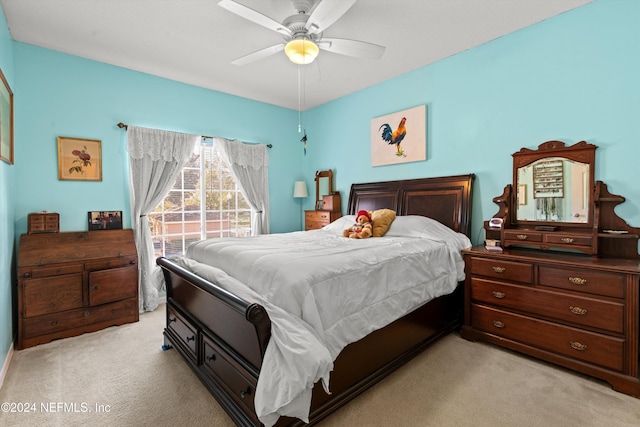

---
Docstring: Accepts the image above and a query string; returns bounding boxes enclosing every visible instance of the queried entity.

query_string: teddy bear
[343,210,373,239]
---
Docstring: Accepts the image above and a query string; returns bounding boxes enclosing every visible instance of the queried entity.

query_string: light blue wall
[304,0,640,243]
[2,0,639,374]
[0,5,15,371]
[13,43,304,236]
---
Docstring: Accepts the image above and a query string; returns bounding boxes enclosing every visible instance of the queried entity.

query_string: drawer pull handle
[516,234,528,240]
[186,335,195,342]
[168,317,177,324]
[240,387,252,399]
[206,354,216,363]
[492,266,506,273]
[492,291,506,299]
[569,306,588,316]
[561,237,575,243]
[93,285,99,291]
[568,277,587,285]
[570,341,587,351]
[493,320,505,329]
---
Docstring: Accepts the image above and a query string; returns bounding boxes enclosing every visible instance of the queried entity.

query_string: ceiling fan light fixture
[284,38,319,65]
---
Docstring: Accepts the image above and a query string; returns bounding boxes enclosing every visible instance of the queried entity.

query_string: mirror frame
[315,170,333,210]
[512,140,596,228]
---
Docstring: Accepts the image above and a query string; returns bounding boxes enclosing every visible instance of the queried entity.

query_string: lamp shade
[285,38,319,65]
[293,181,308,198]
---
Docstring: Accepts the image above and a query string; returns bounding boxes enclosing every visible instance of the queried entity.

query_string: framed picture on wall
[58,136,102,181]
[371,104,426,167]
[0,67,13,165]
[88,211,123,230]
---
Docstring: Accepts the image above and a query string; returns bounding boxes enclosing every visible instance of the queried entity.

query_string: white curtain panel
[127,126,199,312]
[214,138,270,235]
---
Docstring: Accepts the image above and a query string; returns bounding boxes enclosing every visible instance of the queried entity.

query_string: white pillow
[321,215,355,234]
[386,215,472,250]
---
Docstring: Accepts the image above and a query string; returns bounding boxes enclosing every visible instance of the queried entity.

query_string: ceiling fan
[218,0,385,65]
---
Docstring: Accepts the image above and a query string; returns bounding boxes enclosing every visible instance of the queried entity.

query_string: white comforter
[176,215,471,426]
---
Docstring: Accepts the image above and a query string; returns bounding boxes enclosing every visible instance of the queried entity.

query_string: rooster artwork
[379,117,407,157]
[370,105,426,167]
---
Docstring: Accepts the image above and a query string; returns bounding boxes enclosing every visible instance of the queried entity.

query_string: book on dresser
[17,229,139,349]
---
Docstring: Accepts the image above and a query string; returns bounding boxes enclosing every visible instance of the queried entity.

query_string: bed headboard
[346,174,475,237]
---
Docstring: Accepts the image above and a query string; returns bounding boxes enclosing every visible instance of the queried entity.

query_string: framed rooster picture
[370,104,426,166]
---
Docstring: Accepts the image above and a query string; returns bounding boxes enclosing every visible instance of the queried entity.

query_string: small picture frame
[88,211,123,230]
[58,136,102,181]
[0,67,13,165]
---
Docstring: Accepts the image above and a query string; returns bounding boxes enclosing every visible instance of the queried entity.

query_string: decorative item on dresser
[27,211,59,234]
[304,169,341,230]
[462,140,640,398]
[17,229,139,349]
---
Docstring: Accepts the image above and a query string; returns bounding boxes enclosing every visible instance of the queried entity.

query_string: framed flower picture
[57,136,102,181]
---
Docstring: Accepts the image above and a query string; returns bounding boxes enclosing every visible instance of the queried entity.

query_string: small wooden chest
[28,212,60,234]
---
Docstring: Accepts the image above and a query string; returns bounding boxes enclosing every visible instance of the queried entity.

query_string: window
[149,142,252,258]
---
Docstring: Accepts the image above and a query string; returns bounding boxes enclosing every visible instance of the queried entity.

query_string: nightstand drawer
[471,278,624,333]
[471,304,625,372]
[468,257,533,284]
[305,211,332,222]
[305,210,341,230]
[539,266,625,299]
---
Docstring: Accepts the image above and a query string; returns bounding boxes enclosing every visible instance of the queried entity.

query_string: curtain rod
[116,122,272,148]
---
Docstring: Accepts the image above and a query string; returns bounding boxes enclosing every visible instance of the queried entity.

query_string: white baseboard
[0,341,14,391]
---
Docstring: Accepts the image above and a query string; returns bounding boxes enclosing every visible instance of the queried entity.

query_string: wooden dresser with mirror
[461,140,640,398]
[304,169,341,230]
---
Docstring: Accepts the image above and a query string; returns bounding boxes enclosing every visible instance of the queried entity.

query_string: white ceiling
[0,0,592,111]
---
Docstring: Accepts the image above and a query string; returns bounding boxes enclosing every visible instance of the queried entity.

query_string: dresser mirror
[512,141,596,227]
[486,139,639,259]
[315,170,333,209]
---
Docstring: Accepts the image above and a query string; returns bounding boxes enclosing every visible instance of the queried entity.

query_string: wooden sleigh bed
[158,174,474,426]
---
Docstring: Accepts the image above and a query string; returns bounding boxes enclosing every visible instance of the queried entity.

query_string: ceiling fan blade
[305,0,357,34]
[318,38,385,60]
[231,44,285,66]
[218,0,292,36]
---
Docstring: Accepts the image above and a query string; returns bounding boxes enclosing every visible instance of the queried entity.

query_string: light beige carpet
[1,304,639,427]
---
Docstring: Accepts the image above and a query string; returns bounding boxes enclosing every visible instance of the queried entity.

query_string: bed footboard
[158,257,271,426]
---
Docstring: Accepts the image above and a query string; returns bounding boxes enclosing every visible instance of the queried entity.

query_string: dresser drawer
[305,221,326,230]
[539,266,625,299]
[22,274,84,318]
[471,278,624,334]
[85,255,137,271]
[305,210,332,222]
[22,298,138,339]
[471,305,624,372]
[167,307,198,362]
[468,257,533,284]
[545,233,593,247]
[26,264,84,279]
[202,334,258,421]
[503,230,542,243]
